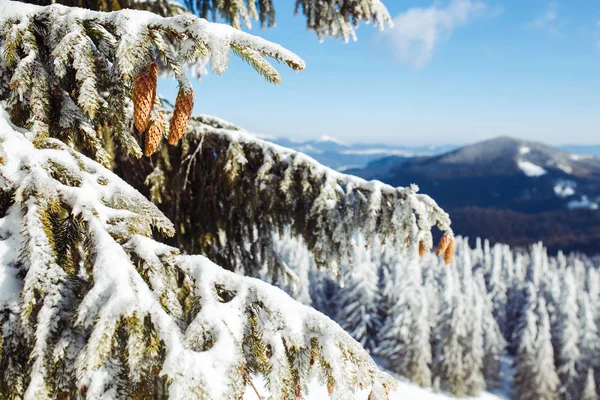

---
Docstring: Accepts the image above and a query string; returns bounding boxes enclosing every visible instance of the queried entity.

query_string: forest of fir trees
[273,234,600,400]
[0,0,473,398]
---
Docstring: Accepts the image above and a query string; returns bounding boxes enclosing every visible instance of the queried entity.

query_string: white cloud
[383,0,488,69]
[525,2,561,34]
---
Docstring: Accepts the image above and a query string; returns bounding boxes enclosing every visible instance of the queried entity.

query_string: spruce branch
[121,113,455,278]
[0,0,305,166]
[0,105,396,399]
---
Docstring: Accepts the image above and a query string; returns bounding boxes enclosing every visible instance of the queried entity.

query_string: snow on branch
[185,0,393,42]
[0,107,395,398]
[0,0,305,165]
[131,113,454,278]
[294,0,393,42]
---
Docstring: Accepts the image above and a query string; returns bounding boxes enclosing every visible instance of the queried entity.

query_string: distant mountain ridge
[346,136,600,254]
[267,135,455,171]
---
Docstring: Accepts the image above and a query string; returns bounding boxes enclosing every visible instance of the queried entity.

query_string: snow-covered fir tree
[555,269,581,400]
[513,284,560,400]
[578,292,600,395]
[474,269,505,389]
[457,241,486,396]
[269,233,600,399]
[431,264,468,396]
[333,236,382,352]
[582,368,599,400]
[0,0,460,397]
[376,257,431,387]
[486,243,508,338]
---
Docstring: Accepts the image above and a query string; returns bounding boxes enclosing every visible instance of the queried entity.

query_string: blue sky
[160,0,600,145]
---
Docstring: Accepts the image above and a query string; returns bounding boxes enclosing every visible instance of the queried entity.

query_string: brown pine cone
[419,241,426,257]
[444,236,456,265]
[437,233,452,256]
[133,62,158,132]
[144,111,165,156]
[168,88,194,145]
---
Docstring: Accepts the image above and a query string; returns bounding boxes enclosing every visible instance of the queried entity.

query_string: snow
[553,180,576,198]
[315,135,350,146]
[517,160,547,177]
[519,146,530,155]
[0,0,306,78]
[556,163,573,174]
[569,154,595,161]
[567,195,599,210]
[0,105,400,397]
[243,375,509,400]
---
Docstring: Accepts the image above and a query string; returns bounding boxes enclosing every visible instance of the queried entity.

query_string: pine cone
[419,241,426,257]
[327,384,334,395]
[436,233,452,256]
[144,111,165,156]
[444,237,456,265]
[133,62,158,132]
[168,88,194,145]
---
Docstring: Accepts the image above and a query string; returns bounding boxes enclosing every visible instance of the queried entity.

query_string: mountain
[267,135,455,171]
[348,136,600,254]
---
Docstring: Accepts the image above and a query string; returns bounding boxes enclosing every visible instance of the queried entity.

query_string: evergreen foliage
[513,285,560,400]
[18,0,393,42]
[333,236,381,352]
[0,0,304,167]
[0,0,453,278]
[274,235,600,399]
[117,114,454,277]
[0,106,397,398]
[0,0,457,398]
[376,257,432,387]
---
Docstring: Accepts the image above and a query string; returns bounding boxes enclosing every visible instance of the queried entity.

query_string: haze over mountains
[272,134,600,254]
[268,135,455,171]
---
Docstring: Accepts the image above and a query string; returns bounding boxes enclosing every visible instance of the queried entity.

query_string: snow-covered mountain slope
[350,136,600,211]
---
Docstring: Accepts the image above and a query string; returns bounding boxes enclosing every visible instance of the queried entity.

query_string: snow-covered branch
[0,107,395,398]
[0,0,304,165]
[125,113,454,278]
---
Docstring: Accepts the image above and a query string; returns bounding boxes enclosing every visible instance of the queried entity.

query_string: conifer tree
[578,292,600,394]
[506,252,526,354]
[457,241,485,396]
[333,236,381,352]
[376,257,432,387]
[474,269,505,389]
[486,244,508,337]
[0,0,455,279]
[513,283,560,400]
[0,0,457,397]
[555,269,581,400]
[582,368,599,400]
[431,265,468,396]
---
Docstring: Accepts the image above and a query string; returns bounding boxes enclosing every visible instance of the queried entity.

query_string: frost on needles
[0,0,455,398]
[17,0,393,42]
[0,0,454,278]
[0,108,397,398]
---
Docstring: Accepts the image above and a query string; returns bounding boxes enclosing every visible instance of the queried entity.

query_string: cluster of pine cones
[132,62,194,156]
[419,233,455,265]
